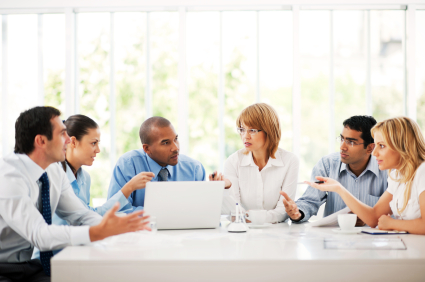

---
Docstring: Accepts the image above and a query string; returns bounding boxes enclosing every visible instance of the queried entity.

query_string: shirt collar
[268,155,284,167]
[367,155,380,177]
[339,155,379,177]
[65,162,77,183]
[241,152,255,167]
[65,162,85,183]
[16,153,45,183]
[240,151,284,167]
[146,153,174,179]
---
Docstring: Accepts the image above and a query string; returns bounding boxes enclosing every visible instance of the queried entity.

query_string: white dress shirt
[387,162,425,220]
[224,148,299,223]
[0,153,102,263]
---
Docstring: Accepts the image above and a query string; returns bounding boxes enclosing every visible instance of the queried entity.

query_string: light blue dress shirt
[107,149,206,212]
[59,163,130,217]
[294,152,388,223]
[33,162,129,258]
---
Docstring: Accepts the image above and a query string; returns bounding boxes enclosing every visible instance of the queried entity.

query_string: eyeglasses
[337,136,364,147]
[236,127,262,136]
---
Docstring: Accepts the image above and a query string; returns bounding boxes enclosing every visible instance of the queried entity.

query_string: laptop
[144,181,224,230]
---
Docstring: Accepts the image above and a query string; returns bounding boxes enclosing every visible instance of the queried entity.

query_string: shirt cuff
[70,226,91,245]
[114,190,130,210]
[290,210,305,223]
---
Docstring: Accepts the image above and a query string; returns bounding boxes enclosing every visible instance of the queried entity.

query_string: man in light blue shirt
[281,115,388,223]
[108,117,206,212]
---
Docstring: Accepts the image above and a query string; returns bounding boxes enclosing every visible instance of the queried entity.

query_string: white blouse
[387,162,425,220]
[223,148,299,223]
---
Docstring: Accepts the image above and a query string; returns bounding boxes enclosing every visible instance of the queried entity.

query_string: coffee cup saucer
[247,223,272,228]
[332,227,362,234]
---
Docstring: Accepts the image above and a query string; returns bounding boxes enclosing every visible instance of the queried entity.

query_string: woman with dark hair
[33,114,153,258]
[58,114,154,217]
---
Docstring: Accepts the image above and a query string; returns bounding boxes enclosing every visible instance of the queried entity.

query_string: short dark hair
[343,115,377,148]
[139,116,172,145]
[14,106,61,154]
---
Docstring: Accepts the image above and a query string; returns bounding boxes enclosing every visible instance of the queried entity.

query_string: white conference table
[52,221,425,282]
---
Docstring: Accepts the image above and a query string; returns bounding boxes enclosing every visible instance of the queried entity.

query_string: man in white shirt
[0,106,150,282]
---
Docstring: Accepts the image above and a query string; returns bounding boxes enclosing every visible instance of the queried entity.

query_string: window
[114,12,147,158]
[0,4,417,204]
[416,10,425,132]
[150,12,179,127]
[6,15,38,154]
[333,11,367,141]
[77,12,111,200]
[222,11,258,158]
[299,11,330,191]
[370,10,404,121]
[44,14,66,114]
[260,11,293,153]
[187,12,220,173]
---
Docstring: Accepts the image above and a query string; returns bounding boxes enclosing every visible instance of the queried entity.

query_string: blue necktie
[39,172,54,276]
[158,168,169,181]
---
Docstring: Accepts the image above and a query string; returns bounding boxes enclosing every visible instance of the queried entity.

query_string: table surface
[52,222,425,281]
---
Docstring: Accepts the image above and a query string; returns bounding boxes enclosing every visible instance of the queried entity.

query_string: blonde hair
[236,103,281,159]
[371,117,425,213]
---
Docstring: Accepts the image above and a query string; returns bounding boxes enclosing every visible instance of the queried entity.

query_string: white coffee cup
[246,210,267,225]
[338,214,357,231]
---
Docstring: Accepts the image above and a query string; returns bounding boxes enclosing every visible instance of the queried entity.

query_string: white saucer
[247,223,272,228]
[332,228,362,234]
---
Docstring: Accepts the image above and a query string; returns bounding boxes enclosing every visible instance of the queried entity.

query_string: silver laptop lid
[144,181,224,230]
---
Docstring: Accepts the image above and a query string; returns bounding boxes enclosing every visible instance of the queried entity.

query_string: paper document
[309,207,351,227]
[324,237,406,250]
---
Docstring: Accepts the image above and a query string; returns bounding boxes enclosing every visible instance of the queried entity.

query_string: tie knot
[158,168,169,181]
[39,172,48,184]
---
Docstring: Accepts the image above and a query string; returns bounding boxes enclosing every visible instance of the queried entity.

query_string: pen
[235,203,239,222]
[297,181,325,184]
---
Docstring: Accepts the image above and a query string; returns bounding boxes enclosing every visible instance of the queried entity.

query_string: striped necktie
[158,168,169,181]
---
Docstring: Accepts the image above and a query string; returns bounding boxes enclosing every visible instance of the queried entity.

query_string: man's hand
[89,203,151,242]
[122,172,155,198]
[280,191,302,221]
[209,171,232,189]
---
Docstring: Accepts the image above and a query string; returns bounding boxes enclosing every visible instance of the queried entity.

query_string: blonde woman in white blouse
[308,117,425,234]
[210,103,299,223]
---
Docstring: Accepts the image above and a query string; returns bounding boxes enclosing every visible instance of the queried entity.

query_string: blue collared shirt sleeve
[85,190,129,216]
[71,169,131,216]
[107,157,136,212]
[294,157,329,223]
[195,163,206,181]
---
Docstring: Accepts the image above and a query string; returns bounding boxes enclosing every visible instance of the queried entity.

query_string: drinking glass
[149,215,157,233]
